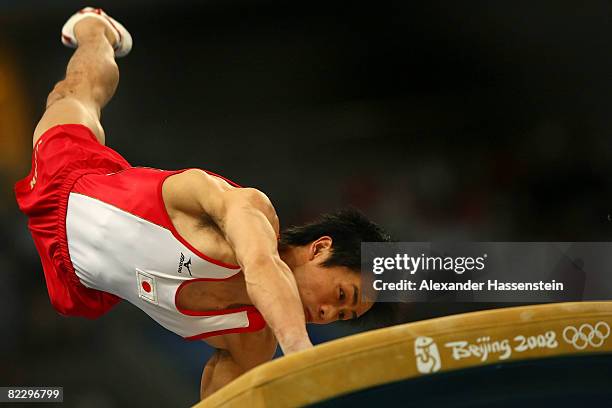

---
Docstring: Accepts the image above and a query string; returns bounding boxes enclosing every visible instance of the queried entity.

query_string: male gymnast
[15,8,390,399]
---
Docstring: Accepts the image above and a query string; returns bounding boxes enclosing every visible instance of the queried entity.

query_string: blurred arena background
[1,1,612,406]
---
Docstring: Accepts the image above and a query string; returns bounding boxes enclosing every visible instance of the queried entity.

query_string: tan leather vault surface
[195,301,612,408]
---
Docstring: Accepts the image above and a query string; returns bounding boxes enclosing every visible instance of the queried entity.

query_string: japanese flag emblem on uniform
[137,269,158,305]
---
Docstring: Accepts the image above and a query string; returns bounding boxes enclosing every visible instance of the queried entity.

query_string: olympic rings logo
[562,322,610,350]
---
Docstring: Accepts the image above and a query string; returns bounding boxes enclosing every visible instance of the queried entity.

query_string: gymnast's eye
[339,287,345,301]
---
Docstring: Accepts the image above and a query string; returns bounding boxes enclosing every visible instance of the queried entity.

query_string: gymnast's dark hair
[281,208,399,329]
[279,208,391,271]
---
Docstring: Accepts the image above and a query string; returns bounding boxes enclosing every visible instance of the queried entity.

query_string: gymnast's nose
[318,304,336,323]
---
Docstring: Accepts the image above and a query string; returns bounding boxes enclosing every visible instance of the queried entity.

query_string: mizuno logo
[177,252,193,276]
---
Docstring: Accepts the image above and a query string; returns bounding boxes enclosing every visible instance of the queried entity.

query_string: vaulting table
[194,302,612,407]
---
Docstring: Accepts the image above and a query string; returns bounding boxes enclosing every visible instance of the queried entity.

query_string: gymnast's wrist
[278,333,313,354]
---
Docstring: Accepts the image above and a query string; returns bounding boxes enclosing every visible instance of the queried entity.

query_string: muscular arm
[201,328,277,399]
[163,170,312,354]
[201,350,239,399]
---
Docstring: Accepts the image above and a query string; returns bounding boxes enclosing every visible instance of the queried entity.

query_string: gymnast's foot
[61,7,133,57]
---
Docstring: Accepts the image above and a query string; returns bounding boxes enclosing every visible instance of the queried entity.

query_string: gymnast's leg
[32,17,119,146]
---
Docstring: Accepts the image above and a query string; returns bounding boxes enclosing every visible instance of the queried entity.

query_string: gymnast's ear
[309,236,333,259]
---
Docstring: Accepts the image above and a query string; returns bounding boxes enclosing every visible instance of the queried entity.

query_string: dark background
[1,1,611,407]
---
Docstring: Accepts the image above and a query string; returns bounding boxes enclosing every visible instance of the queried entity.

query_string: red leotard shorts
[15,124,130,319]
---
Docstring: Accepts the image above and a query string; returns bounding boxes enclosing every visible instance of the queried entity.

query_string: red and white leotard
[15,124,265,340]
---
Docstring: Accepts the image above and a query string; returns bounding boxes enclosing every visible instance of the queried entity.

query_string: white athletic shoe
[61,7,133,58]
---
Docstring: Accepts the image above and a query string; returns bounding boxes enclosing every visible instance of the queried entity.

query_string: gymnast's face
[290,237,373,324]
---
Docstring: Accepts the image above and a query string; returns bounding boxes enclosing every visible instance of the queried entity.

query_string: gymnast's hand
[281,336,314,354]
